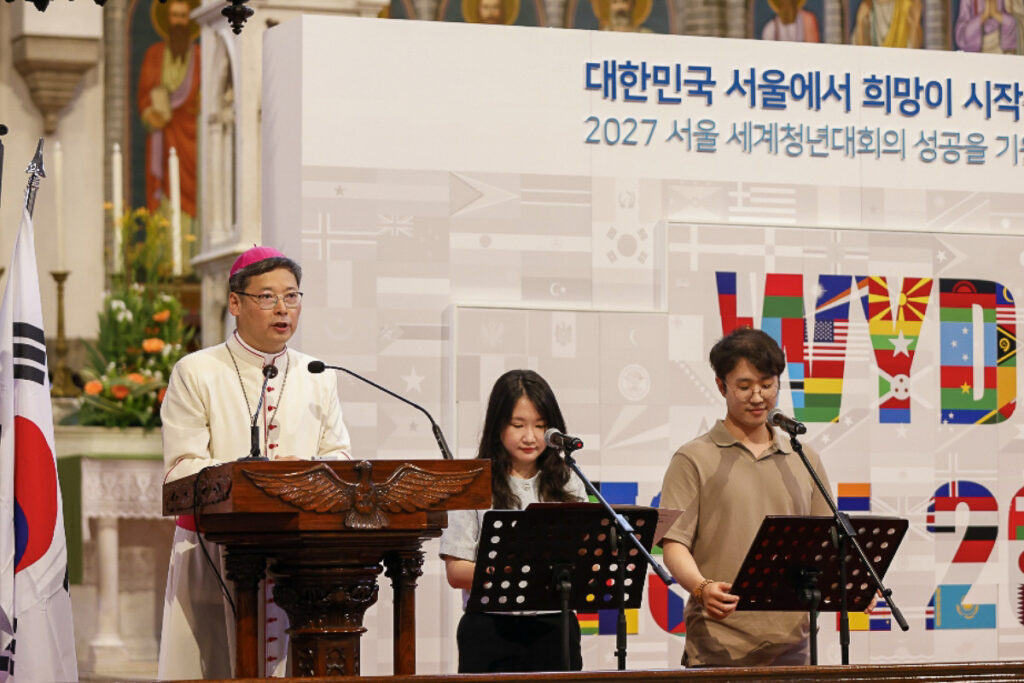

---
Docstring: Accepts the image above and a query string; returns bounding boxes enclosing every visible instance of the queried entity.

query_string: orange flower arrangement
[142,338,165,354]
[152,309,171,323]
[127,373,147,384]
[110,384,131,400]
[84,380,103,395]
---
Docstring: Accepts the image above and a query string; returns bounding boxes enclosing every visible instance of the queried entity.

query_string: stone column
[103,0,129,280]
[722,0,747,38]
[88,517,129,671]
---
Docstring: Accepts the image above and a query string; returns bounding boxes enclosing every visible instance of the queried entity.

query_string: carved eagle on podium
[243,460,484,529]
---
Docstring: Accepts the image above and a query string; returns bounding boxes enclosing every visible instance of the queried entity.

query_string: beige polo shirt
[660,419,833,667]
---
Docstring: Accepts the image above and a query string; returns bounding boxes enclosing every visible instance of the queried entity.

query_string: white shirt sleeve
[161,360,219,483]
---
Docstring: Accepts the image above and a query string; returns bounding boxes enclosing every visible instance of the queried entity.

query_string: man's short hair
[228,256,302,293]
[708,327,786,380]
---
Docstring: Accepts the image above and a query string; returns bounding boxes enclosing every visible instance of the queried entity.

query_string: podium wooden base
[163,459,490,678]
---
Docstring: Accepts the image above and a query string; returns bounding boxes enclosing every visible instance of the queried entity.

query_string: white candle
[168,146,182,277]
[111,142,123,275]
[54,141,65,271]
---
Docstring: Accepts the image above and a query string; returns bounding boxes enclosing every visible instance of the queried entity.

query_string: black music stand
[732,514,908,664]
[466,503,658,671]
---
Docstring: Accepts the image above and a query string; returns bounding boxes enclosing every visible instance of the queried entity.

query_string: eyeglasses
[728,381,779,400]
[234,291,303,310]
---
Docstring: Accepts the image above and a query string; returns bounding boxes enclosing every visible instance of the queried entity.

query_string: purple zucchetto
[229,246,287,277]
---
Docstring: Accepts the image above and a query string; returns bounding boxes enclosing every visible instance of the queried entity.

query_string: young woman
[440,369,587,673]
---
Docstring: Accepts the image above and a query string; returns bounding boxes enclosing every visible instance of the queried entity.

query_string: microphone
[766,408,807,435]
[246,364,278,460]
[544,428,584,452]
[308,360,453,460]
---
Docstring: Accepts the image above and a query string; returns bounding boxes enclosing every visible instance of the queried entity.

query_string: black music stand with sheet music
[466,503,659,671]
[732,514,908,664]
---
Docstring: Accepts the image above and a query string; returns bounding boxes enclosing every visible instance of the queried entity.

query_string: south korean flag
[0,206,78,682]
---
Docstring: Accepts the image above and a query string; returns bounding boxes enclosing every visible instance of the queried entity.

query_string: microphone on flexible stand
[308,360,454,460]
[243,364,279,460]
[766,407,807,435]
[544,428,584,453]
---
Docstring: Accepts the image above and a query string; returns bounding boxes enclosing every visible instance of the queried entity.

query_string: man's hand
[702,581,739,620]
[865,589,883,614]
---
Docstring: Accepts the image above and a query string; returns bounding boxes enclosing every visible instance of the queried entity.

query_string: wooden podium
[162,459,490,678]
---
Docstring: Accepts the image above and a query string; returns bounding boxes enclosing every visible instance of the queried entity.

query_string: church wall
[0,3,107,343]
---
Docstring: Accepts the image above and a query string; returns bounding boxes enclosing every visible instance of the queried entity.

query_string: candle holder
[50,270,79,398]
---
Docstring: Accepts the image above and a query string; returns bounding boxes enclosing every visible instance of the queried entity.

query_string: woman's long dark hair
[478,369,582,509]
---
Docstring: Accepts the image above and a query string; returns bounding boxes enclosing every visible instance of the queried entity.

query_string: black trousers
[456,612,583,673]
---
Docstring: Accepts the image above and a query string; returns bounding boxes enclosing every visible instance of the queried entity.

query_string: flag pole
[24,137,46,217]
[0,123,8,211]
[0,124,7,284]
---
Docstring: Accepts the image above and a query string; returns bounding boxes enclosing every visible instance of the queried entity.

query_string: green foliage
[77,207,194,429]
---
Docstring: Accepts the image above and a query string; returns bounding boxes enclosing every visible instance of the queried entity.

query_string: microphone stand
[554,439,675,670]
[242,365,277,461]
[311,362,453,459]
[784,428,909,664]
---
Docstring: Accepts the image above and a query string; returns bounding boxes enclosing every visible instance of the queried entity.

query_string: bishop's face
[228,267,301,353]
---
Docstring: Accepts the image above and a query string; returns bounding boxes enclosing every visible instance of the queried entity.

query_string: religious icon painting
[847,0,925,47]
[126,0,201,276]
[436,0,547,26]
[564,0,679,34]
[950,0,1024,54]
[385,0,419,19]
[749,0,830,43]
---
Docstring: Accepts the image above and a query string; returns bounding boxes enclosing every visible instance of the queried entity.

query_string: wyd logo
[715,273,1016,425]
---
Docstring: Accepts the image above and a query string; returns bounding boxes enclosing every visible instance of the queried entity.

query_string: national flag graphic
[577,612,599,635]
[593,481,638,505]
[870,598,893,631]
[836,610,869,631]
[856,275,934,423]
[1008,487,1024,625]
[809,319,849,361]
[715,272,753,334]
[0,206,78,681]
[648,573,685,635]
[926,584,996,630]
[716,272,855,422]
[926,481,998,563]
[575,609,639,636]
[835,597,890,631]
[838,483,871,512]
[598,608,638,634]
[938,278,1016,424]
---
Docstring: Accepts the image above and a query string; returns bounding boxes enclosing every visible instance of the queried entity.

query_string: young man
[660,327,832,667]
[157,246,351,679]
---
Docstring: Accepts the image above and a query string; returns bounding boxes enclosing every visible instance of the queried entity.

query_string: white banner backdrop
[261,16,1024,673]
